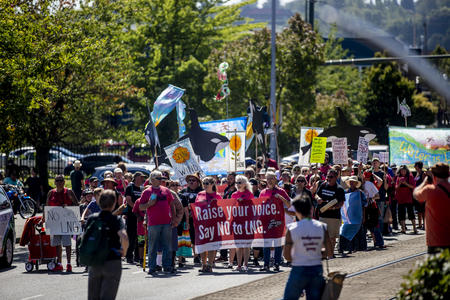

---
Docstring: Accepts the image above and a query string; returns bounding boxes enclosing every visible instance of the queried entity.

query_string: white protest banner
[357,136,369,164]
[44,206,82,235]
[332,137,348,165]
[299,127,323,165]
[379,152,390,164]
[226,131,246,172]
[165,138,203,184]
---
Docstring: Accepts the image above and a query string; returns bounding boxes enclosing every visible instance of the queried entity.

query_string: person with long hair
[231,175,254,272]
[362,171,385,249]
[195,177,222,273]
[395,165,417,234]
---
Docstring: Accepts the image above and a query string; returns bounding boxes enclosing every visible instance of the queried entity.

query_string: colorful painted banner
[196,117,248,175]
[310,137,328,164]
[44,206,82,235]
[191,197,286,253]
[356,137,369,164]
[332,137,348,165]
[164,139,203,184]
[226,131,246,172]
[389,126,450,168]
[299,127,323,165]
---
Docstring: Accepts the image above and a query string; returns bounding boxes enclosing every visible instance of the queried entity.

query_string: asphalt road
[2,216,427,300]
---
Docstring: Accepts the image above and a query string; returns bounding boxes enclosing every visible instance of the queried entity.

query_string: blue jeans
[283,265,325,300]
[148,224,172,270]
[367,225,384,247]
[263,246,282,266]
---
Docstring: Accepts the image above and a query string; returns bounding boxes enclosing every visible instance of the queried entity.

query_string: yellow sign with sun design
[172,146,190,164]
[305,129,319,144]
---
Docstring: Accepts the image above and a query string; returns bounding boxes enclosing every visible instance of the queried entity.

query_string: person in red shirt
[231,175,254,272]
[195,177,222,273]
[395,165,417,234]
[259,172,291,272]
[413,163,450,254]
[139,170,175,275]
[45,174,78,272]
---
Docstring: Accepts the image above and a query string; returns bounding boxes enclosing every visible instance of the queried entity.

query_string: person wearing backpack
[413,163,450,254]
[84,189,129,300]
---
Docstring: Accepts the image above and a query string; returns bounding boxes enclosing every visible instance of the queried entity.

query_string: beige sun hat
[344,175,361,188]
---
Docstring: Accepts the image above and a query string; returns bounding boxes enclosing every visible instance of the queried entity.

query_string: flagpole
[234,129,237,173]
[154,146,159,168]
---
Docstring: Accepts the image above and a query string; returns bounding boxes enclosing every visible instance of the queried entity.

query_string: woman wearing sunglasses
[195,177,223,273]
[230,175,254,272]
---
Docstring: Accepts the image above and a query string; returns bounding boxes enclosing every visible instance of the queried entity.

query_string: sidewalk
[193,234,427,300]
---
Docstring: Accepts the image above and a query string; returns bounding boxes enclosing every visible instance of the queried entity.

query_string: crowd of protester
[2,154,449,300]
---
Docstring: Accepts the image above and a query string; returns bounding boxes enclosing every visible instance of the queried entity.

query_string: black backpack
[79,215,110,266]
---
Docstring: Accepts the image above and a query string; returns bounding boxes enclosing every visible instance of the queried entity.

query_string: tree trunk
[35,145,51,196]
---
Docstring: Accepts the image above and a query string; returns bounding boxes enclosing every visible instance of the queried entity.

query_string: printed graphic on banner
[332,137,348,165]
[357,136,369,164]
[389,126,450,167]
[194,117,248,175]
[310,137,327,164]
[299,127,324,165]
[191,198,285,253]
[44,206,81,235]
[226,131,246,172]
[165,139,203,184]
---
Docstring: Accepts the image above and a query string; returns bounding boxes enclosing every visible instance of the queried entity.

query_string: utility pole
[309,0,315,30]
[305,0,309,23]
[270,0,277,160]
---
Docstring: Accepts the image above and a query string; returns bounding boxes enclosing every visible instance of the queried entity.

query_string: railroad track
[346,251,427,279]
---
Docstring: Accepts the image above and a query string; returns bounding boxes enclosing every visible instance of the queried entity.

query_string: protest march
[4,81,448,300]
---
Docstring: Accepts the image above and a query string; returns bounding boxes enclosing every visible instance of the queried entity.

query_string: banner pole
[234,129,237,172]
[154,146,159,168]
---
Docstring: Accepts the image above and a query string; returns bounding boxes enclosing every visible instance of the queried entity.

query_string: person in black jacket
[87,190,128,300]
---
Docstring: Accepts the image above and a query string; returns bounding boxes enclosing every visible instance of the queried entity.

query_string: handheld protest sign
[332,137,348,165]
[310,137,327,164]
[44,206,81,235]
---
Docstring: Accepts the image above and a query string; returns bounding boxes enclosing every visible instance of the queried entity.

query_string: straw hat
[345,175,361,188]
[101,177,118,186]
[73,160,82,168]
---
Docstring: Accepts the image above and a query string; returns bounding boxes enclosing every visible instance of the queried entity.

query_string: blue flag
[176,100,186,138]
[151,84,185,126]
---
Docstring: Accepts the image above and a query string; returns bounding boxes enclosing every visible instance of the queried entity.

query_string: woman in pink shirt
[231,175,254,272]
[195,177,223,273]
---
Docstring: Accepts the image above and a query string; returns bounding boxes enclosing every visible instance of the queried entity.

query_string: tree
[0,0,140,189]
[362,54,437,144]
[204,13,324,155]
[121,0,263,147]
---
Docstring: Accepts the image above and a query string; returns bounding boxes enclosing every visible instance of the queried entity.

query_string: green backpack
[79,215,110,266]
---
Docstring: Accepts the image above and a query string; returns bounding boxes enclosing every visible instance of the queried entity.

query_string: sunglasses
[55,179,64,183]
[327,175,335,179]
[236,181,244,184]
[188,179,197,183]
[154,177,165,180]
[203,182,213,186]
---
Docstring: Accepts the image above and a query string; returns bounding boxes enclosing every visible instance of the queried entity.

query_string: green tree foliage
[0,0,140,187]
[362,54,437,144]
[123,0,263,146]
[398,249,450,299]
[204,13,324,155]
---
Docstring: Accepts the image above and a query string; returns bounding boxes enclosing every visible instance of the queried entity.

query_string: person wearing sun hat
[178,172,203,264]
[70,160,84,201]
[339,176,368,254]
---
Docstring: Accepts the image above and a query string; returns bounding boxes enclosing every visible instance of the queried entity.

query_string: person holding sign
[44,174,78,272]
[259,172,292,272]
[315,169,345,257]
[231,175,254,272]
[195,177,223,273]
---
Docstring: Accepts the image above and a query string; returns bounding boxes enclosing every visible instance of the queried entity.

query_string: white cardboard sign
[44,206,82,235]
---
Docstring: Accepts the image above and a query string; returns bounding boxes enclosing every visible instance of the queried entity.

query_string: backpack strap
[437,184,450,198]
